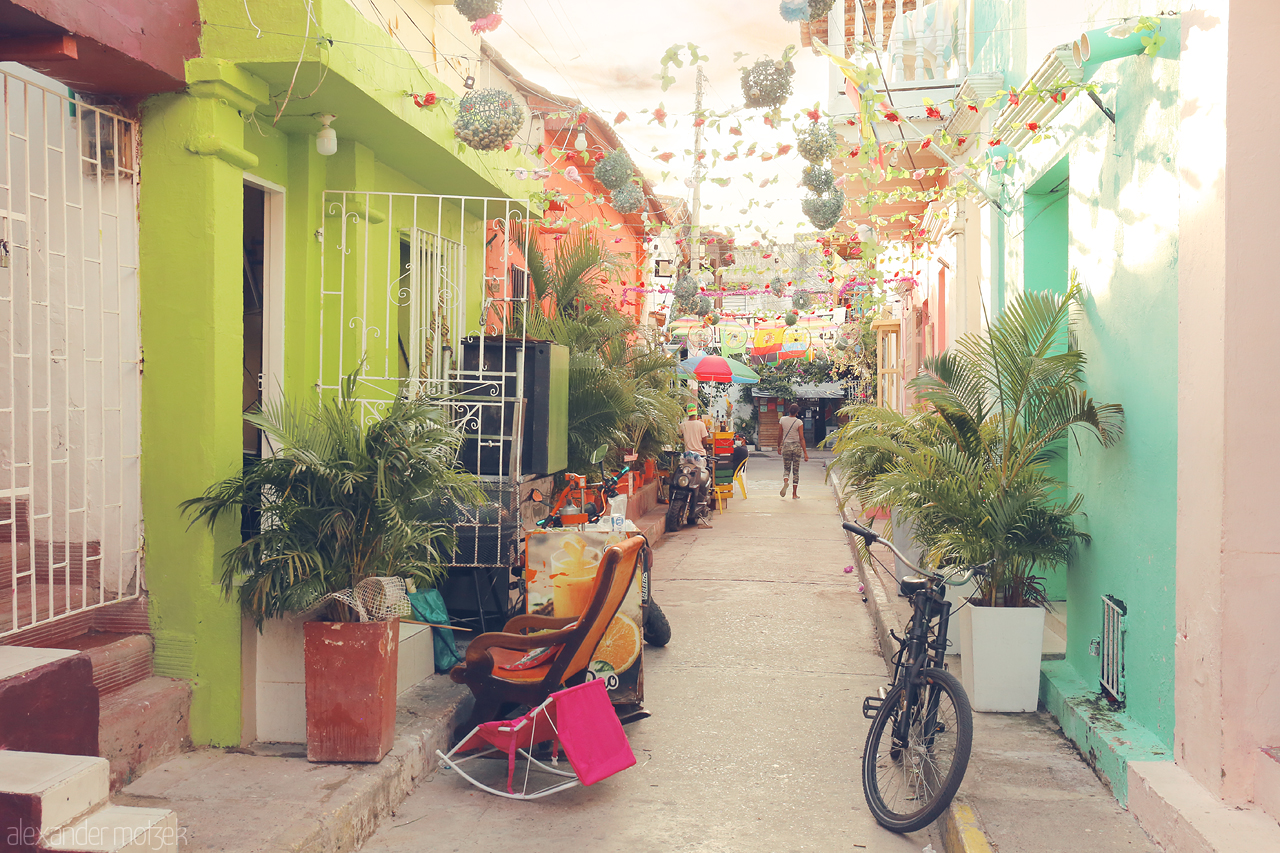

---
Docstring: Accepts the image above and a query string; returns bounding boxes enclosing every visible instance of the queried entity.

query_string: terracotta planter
[954,604,1045,712]
[304,619,400,762]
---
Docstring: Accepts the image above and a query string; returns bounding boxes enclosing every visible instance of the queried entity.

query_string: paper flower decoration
[741,58,795,109]
[453,88,523,151]
[779,0,809,22]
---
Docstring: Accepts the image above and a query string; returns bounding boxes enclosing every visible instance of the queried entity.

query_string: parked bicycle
[841,520,991,833]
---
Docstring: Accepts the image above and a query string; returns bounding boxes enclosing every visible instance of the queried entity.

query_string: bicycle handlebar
[841,521,991,587]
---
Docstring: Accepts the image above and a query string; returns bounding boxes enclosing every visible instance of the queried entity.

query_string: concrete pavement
[358,453,940,853]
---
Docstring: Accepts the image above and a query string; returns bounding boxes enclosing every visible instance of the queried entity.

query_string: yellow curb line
[940,802,996,853]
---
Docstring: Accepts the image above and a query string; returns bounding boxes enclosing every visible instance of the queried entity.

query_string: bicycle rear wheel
[862,667,972,833]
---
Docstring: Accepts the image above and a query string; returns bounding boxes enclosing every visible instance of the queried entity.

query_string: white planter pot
[889,508,926,584]
[955,603,1046,712]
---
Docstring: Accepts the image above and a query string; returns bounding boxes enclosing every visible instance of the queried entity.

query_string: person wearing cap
[679,404,710,468]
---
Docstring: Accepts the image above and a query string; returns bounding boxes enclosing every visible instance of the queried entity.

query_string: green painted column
[139,60,269,746]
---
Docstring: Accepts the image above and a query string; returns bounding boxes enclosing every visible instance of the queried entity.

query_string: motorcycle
[525,445,671,647]
[664,451,713,533]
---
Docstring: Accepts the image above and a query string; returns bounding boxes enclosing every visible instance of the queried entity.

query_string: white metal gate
[0,65,143,637]
[1100,594,1126,702]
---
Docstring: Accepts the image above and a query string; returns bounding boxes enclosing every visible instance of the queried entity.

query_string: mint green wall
[973,0,1181,759]
[138,0,533,743]
[1022,162,1070,602]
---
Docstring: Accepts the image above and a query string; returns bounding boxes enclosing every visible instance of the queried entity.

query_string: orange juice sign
[524,530,644,705]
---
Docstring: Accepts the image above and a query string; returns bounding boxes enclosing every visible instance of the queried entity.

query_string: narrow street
[358,453,937,853]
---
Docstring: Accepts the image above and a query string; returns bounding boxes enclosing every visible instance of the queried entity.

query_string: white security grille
[0,65,143,637]
[1100,594,1126,701]
[319,191,536,629]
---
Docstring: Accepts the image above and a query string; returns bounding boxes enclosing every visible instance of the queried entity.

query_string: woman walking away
[776,403,808,499]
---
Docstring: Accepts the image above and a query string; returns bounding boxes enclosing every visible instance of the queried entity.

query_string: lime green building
[139,0,533,745]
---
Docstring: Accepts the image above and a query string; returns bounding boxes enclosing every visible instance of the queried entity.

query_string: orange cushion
[490,647,555,683]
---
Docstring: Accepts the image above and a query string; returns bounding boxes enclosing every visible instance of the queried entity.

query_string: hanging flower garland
[453,88,523,152]
[741,57,795,109]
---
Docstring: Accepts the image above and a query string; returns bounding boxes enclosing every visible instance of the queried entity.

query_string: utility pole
[689,67,705,280]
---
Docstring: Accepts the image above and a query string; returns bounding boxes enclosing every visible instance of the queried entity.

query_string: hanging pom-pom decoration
[802,189,846,231]
[741,57,795,109]
[797,121,840,163]
[779,0,809,22]
[454,0,502,22]
[610,182,645,215]
[801,164,836,195]
[785,312,799,327]
[453,88,524,152]
[593,148,635,191]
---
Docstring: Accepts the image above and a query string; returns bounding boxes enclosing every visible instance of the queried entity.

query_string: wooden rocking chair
[448,535,644,733]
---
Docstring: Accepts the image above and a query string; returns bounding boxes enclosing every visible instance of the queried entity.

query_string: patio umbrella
[678,354,759,384]
[679,354,734,383]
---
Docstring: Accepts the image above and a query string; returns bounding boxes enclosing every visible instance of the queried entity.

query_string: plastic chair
[435,678,636,800]
[713,459,749,512]
[449,536,644,731]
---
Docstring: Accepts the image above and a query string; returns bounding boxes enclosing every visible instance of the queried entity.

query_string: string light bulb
[575,128,588,151]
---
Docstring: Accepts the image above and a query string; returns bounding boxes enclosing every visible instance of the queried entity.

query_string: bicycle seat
[899,575,931,596]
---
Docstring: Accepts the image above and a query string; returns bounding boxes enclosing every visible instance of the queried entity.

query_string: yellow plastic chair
[732,459,748,499]
[712,459,748,514]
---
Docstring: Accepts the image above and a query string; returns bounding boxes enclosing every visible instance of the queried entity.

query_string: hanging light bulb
[574,128,588,151]
[315,114,338,156]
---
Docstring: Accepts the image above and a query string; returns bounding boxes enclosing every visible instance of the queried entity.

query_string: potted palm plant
[830,280,1123,711]
[183,371,481,761]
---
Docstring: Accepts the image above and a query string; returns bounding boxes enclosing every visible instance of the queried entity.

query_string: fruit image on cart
[523,529,646,706]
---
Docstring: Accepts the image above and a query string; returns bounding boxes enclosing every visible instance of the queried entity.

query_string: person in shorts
[776,403,808,499]
[679,404,709,468]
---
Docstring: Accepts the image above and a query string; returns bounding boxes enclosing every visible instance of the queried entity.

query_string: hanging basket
[672,275,699,301]
[454,0,502,22]
[801,164,836,195]
[802,190,846,231]
[741,58,795,109]
[593,149,635,192]
[792,291,814,311]
[808,0,835,19]
[610,182,645,215]
[453,88,524,152]
[798,121,840,164]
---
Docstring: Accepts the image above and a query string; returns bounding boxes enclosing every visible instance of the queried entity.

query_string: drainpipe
[1070,17,1177,81]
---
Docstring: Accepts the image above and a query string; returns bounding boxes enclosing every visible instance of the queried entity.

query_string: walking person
[776,403,808,499]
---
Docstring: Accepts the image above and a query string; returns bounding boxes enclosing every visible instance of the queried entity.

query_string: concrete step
[49,634,154,697]
[98,677,192,791]
[39,804,177,852]
[0,750,109,839]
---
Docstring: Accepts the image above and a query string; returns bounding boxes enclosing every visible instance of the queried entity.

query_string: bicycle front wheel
[862,667,972,833]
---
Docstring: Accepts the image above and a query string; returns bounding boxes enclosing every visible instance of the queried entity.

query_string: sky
[484,1,835,243]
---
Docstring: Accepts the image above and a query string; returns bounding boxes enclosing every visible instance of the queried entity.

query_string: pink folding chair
[435,678,636,799]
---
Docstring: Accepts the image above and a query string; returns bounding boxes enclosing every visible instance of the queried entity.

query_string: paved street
[358,454,938,853]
